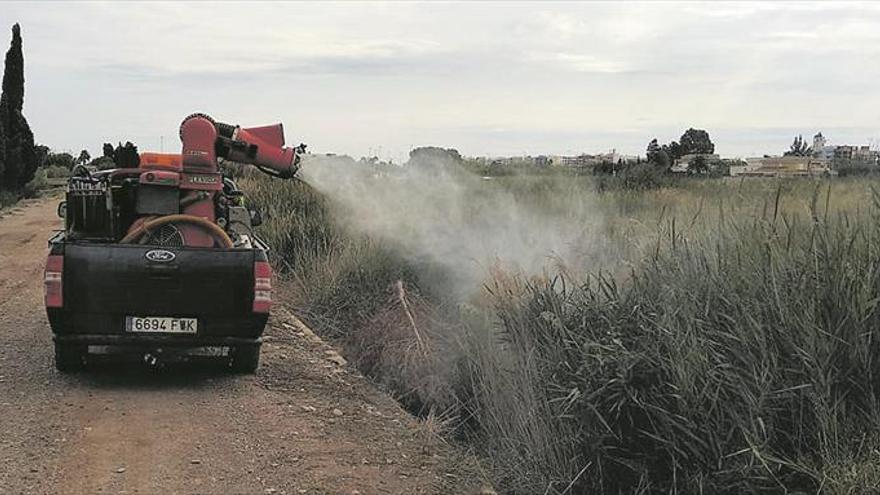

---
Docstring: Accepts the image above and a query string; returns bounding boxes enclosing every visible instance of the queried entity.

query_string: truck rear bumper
[48,310,269,341]
[53,333,261,347]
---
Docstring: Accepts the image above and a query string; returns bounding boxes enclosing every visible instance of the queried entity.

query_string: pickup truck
[43,114,300,373]
[45,229,271,373]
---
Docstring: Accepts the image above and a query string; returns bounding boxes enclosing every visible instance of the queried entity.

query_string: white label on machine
[126,316,198,334]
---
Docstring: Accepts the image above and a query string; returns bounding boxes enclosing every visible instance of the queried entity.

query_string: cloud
[527,52,632,74]
[2,1,879,160]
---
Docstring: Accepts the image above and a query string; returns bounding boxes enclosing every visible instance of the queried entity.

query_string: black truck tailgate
[63,243,255,317]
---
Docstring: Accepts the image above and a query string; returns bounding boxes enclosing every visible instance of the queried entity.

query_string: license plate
[126,316,198,334]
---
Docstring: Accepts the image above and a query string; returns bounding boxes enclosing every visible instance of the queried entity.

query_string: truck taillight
[45,255,64,308]
[253,260,272,313]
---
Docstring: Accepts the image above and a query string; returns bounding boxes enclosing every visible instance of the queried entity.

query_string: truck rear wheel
[54,342,86,372]
[229,345,260,374]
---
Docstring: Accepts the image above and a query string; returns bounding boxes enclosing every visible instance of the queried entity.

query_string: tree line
[35,141,139,178]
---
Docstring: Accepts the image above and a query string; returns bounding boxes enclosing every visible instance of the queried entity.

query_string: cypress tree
[0,23,36,191]
[1,24,23,112]
[0,109,5,191]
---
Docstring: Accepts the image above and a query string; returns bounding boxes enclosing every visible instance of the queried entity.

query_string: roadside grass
[0,189,18,209]
[241,168,880,494]
[240,173,463,415]
[472,186,880,493]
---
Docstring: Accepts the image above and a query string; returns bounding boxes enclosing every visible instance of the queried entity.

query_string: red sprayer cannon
[119,113,304,248]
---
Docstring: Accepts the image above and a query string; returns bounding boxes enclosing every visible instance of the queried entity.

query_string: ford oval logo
[145,249,176,263]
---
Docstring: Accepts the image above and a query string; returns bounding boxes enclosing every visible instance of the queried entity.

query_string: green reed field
[241,166,880,494]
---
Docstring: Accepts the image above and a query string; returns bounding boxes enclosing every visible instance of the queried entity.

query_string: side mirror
[249,208,263,227]
[57,201,67,219]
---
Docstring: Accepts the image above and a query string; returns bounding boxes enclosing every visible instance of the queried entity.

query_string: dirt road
[0,196,481,494]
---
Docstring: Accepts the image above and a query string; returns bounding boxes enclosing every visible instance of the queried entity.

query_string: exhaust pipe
[143,352,159,367]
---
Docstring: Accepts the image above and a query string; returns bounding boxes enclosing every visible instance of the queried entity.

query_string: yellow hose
[121,214,234,248]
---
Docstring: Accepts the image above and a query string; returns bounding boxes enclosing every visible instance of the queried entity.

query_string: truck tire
[54,342,86,372]
[229,345,260,374]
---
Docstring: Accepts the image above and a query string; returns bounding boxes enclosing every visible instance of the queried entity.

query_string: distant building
[534,155,552,167]
[813,132,826,154]
[559,154,594,167]
[729,159,758,176]
[834,145,856,161]
[739,155,829,177]
[595,150,622,164]
[485,155,554,168]
[807,131,879,166]
[813,131,833,160]
[556,150,626,168]
[820,145,836,161]
[853,146,878,163]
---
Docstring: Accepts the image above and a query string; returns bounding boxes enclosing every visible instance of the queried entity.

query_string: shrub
[595,162,674,191]
[44,152,74,170]
[21,167,46,198]
[0,188,16,208]
[836,160,878,177]
[89,156,116,170]
[43,164,69,178]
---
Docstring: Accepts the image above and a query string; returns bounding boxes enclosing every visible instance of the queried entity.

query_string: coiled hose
[120,214,234,248]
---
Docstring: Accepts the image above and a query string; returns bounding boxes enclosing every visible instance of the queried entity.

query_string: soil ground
[0,195,485,494]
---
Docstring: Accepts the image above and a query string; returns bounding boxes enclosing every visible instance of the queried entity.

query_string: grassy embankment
[242,167,880,494]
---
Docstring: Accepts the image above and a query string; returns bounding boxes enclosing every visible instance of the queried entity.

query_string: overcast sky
[2,1,879,161]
